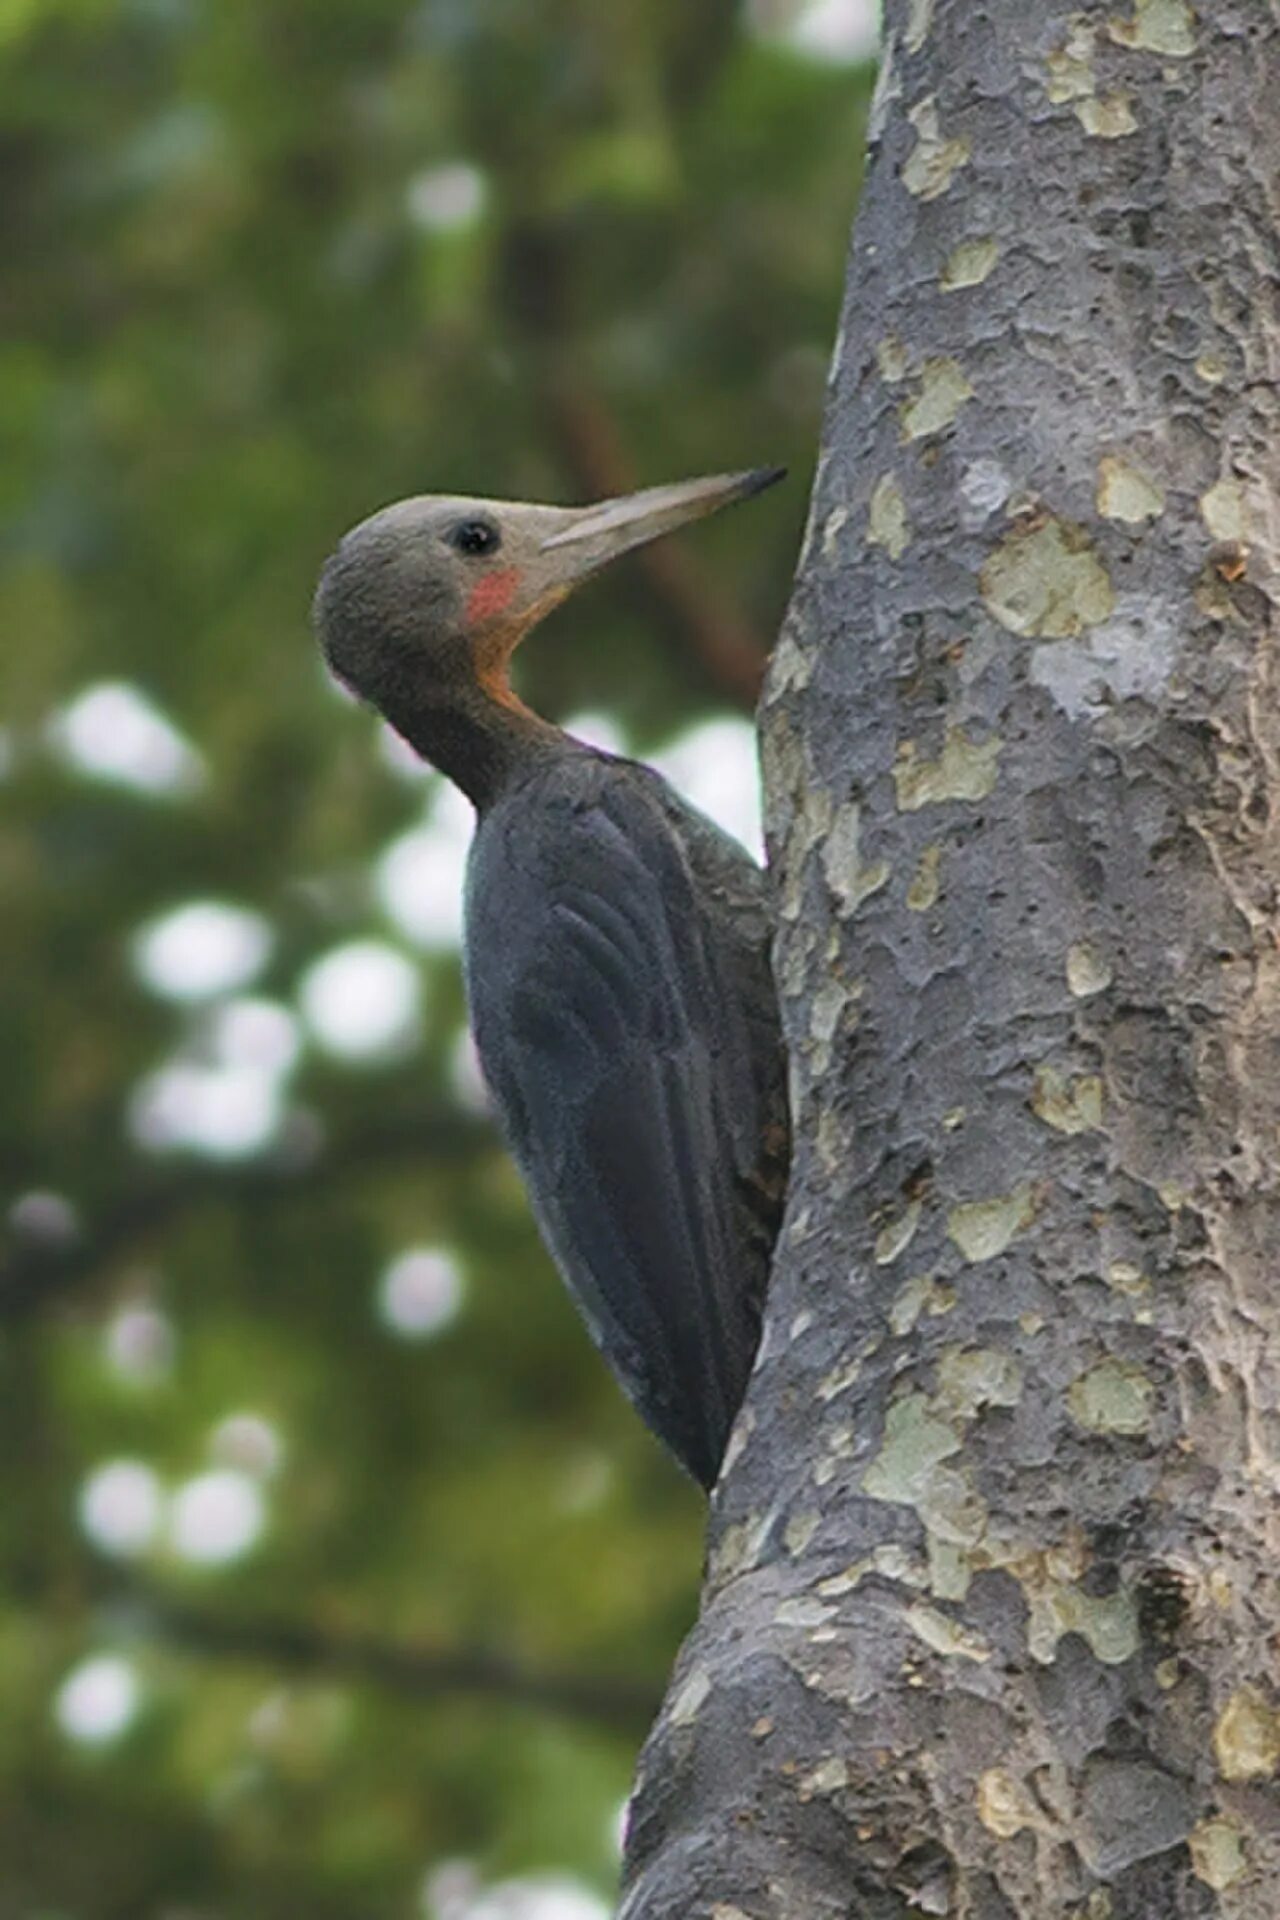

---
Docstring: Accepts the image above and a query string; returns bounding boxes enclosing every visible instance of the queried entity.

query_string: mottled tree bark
[621,2,1280,1915]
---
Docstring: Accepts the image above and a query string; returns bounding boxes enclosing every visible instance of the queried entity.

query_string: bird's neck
[388,679,569,810]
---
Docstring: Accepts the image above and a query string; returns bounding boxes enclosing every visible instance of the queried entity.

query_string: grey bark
[621,2,1280,1915]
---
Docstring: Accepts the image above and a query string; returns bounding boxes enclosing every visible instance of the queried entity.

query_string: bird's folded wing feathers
[471,784,764,1485]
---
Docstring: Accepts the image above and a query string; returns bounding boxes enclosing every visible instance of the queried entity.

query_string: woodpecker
[314,469,789,1488]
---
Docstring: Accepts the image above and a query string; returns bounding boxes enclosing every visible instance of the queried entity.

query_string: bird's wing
[467,779,765,1486]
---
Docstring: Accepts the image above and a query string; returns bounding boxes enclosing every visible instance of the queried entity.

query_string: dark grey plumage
[467,750,786,1485]
[314,472,789,1487]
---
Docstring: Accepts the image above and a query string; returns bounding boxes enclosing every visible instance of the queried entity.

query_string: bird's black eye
[448,518,501,558]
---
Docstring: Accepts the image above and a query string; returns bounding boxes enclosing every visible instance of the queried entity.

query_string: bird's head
[312,467,784,716]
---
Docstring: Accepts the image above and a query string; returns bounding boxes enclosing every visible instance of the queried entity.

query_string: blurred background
[1,2,872,1913]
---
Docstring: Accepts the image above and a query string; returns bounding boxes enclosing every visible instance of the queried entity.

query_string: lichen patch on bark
[980,514,1115,638]
[1031,1065,1104,1133]
[1200,477,1249,543]
[890,1270,955,1333]
[818,1544,925,1598]
[822,504,850,555]
[893,728,1001,809]
[863,1392,961,1504]
[1213,1687,1280,1782]
[934,1345,1023,1417]
[976,1768,1045,1838]
[816,1355,863,1403]
[1043,18,1098,103]
[1075,91,1138,138]
[876,333,910,383]
[783,1509,821,1556]
[905,842,942,910]
[1025,1574,1138,1664]
[901,96,970,200]
[940,236,999,290]
[772,1595,835,1629]
[873,1197,923,1265]
[1106,1260,1149,1297]
[905,0,933,52]
[705,1511,770,1588]
[867,473,910,558]
[668,1667,712,1727]
[1067,1359,1154,1435]
[796,1756,850,1799]
[806,976,850,1078]
[903,1602,990,1661]
[1096,455,1164,523]
[765,629,813,697]
[898,356,973,440]
[1066,941,1112,996]
[1108,0,1196,57]
[821,801,890,911]
[946,1184,1037,1261]
[1187,1814,1248,1890]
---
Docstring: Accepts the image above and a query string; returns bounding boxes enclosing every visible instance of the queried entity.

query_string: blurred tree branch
[0,1106,495,1323]
[545,369,771,710]
[501,222,771,711]
[111,1588,660,1734]
[660,0,743,114]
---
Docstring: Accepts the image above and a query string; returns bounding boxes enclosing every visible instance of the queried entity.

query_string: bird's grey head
[312,469,785,722]
[313,497,496,711]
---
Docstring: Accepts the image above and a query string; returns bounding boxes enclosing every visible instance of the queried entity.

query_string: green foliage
[1,2,869,1913]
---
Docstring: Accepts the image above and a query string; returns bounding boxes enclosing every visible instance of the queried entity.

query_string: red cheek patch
[465,566,522,627]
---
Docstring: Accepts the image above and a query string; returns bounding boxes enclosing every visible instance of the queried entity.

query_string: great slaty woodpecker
[313,469,789,1488]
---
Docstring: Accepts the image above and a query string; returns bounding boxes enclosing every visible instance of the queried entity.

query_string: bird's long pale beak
[540,467,785,580]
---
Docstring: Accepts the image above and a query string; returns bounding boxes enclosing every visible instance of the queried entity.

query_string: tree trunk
[621,2,1280,1914]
